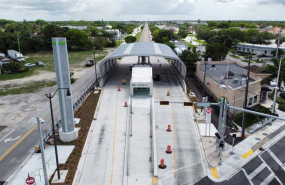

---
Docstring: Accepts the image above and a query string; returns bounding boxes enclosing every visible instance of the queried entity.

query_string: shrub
[279,103,285,111]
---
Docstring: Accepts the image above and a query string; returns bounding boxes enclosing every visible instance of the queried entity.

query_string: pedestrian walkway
[194,98,285,184]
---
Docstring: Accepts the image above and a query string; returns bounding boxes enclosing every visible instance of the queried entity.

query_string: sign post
[206,108,211,136]
[26,173,35,185]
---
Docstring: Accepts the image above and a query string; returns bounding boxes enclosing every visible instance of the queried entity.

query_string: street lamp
[46,87,71,180]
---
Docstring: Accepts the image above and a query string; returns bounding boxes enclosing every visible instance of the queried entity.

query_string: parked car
[259,54,267,57]
[270,81,277,87]
[85,59,94,67]
[36,61,45,66]
[25,63,35,67]
[280,86,285,93]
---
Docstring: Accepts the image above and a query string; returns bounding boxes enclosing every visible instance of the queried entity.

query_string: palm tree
[261,57,285,87]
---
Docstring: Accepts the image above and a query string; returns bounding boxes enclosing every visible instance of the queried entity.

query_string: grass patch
[0,68,35,81]
[233,105,271,128]
[230,54,240,59]
[115,40,123,48]
[184,41,197,49]
[0,50,102,81]
[241,59,249,63]
[193,39,207,45]
[0,80,56,96]
[50,90,101,185]
[135,30,142,41]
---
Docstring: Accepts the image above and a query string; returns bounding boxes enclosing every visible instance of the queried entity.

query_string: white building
[106,29,121,40]
[236,43,285,57]
[130,65,153,96]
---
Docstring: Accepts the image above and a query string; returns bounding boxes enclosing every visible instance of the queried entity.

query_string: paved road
[139,23,151,42]
[0,55,100,183]
[152,58,206,184]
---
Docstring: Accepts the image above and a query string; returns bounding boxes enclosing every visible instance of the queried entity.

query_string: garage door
[134,87,150,95]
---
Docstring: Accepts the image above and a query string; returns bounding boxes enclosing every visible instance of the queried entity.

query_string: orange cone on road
[166,91,170,96]
[166,145,172,154]
[124,101,128,107]
[166,124,172,132]
[159,159,167,169]
[118,86,121,91]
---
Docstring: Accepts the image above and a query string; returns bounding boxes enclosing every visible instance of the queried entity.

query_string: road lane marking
[211,167,219,179]
[242,149,253,159]
[0,125,37,162]
[4,136,21,143]
[110,92,119,185]
[152,177,158,184]
[0,129,15,142]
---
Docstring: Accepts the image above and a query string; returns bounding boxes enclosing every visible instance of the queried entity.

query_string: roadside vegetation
[135,30,142,41]
[49,89,101,185]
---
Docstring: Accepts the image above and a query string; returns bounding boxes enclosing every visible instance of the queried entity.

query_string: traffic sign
[26,174,35,185]
[206,108,211,114]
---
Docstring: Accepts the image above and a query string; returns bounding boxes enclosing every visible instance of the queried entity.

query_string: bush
[279,103,285,111]
[124,36,136,43]
[233,105,271,128]
[6,61,27,72]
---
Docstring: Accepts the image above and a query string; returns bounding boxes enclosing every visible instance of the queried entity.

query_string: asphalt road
[0,55,100,182]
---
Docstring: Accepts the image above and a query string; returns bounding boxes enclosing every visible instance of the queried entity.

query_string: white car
[25,63,35,67]
[270,81,277,87]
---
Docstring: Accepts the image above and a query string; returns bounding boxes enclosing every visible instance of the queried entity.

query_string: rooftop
[131,65,153,83]
[200,63,255,89]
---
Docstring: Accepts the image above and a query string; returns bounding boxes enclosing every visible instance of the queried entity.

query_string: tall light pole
[17,34,21,53]
[93,39,98,86]
[46,88,71,180]
[241,41,254,139]
[272,29,283,115]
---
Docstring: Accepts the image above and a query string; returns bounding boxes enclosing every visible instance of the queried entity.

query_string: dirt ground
[0,48,113,139]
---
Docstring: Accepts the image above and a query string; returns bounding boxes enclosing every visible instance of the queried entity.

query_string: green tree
[42,24,65,40]
[124,36,136,43]
[261,57,285,86]
[65,29,92,50]
[205,43,229,60]
[179,49,200,77]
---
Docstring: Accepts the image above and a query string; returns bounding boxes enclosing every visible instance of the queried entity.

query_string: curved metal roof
[99,42,186,78]
[109,42,181,60]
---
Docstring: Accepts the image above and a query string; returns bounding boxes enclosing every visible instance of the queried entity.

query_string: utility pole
[17,34,21,52]
[241,42,254,139]
[271,29,282,122]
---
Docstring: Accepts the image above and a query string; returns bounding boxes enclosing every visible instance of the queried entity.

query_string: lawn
[0,80,57,96]
[135,30,142,41]
[0,50,105,81]
[193,39,207,45]
[184,41,197,49]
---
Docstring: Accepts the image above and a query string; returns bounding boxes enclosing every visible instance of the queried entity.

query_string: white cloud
[0,0,285,21]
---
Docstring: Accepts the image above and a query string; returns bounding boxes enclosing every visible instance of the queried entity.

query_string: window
[247,49,249,52]
[265,51,267,54]
[254,95,258,104]
[248,97,253,106]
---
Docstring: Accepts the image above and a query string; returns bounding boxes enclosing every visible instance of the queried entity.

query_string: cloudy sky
[0,0,285,21]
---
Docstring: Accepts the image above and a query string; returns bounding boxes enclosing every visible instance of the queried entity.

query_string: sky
[0,0,285,21]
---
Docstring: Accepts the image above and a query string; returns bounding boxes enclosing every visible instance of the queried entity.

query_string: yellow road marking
[0,125,37,162]
[242,149,253,159]
[110,92,119,185]
[211,167,219,179]
[152,177,158,184]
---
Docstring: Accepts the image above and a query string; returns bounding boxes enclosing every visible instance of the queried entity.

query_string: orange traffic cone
[166,91,170,96]
[124,101,128,107]
[118,86,121,91]
[166,124,172,132]
[166,145,172,154]
[159,159,166,169]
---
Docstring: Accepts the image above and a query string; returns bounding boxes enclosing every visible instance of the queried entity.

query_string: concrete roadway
[152,57,206,184]
[140,23,151,42]
[0,57,99,183]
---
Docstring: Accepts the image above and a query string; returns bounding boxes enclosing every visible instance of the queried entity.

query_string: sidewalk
[8,145,74,185]
[195,99,285,182]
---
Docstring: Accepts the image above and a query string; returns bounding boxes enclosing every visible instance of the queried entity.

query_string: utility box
[130,65,153,96]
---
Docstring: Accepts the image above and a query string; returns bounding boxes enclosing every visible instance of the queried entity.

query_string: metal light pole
[93,39,98,86]
[46,88,71,180]
[37,117,49,185]
[272,29,283,115]
[241,42,254,139]
[17,34,21,53]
